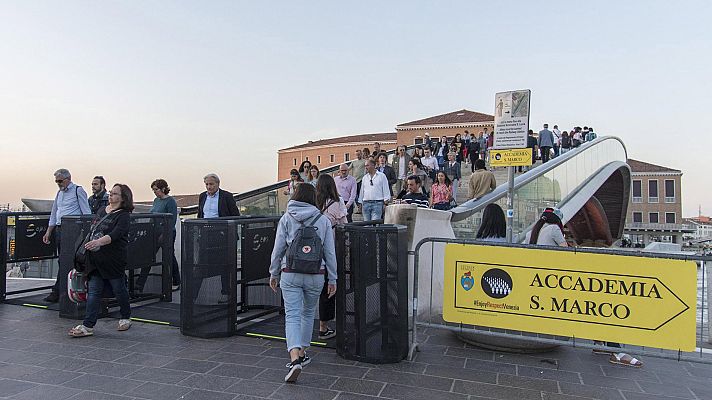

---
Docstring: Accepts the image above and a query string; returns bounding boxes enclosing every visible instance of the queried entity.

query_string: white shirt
[398,156,407,179]
[525,224,566,246]
[203,191,220,218]
[49,182,91,227]
[358,171,391,202]
[421,155,439,171]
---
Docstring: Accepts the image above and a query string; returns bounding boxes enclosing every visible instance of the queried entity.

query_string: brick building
[277,109,494,180]
[624,159,693,245]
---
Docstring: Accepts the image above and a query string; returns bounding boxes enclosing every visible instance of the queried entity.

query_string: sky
[1,1,710,215]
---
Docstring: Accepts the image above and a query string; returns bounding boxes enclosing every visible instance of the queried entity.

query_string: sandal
[68,324,94,337]
[609,352,643,368]
[117,319,132,331]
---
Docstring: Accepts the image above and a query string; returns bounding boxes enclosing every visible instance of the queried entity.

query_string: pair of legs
[136,230,181,291]
[45,227,62,302]
[541,146,552,163]
[84,274,131,328]
[319,274,335,336]
[362,200,384,222]
[280,273,323,362]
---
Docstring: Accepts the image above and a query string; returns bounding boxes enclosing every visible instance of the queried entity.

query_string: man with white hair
[42,168,91,302]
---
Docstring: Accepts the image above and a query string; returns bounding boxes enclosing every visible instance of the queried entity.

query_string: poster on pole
[493,89,531,149]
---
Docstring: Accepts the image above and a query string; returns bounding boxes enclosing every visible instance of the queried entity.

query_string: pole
[506,166,514,243]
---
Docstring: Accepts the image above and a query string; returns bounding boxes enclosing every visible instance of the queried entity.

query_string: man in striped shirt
[397,175,429,208]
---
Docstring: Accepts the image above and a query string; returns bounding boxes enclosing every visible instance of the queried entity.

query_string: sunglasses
[55,178,66,183]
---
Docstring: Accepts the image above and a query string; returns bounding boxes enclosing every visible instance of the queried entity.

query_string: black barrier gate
[335,224,409,363]
[181,216,281,338]
[58,213,173,320]
[1,212,57,301]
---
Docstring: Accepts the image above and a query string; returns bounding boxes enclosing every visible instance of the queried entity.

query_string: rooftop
[627,159,681,173]
[0,302,711,400]
[396,109,494,128]
[279,132,396,152]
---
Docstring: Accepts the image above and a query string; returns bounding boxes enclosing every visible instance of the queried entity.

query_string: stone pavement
[1,303,711,400]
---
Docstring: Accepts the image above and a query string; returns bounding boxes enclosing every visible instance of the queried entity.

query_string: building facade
[624,159,693,245]
[682,216,712,241]
[277,109,495,180]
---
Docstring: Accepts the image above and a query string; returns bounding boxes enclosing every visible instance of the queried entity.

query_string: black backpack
[286,213,324,274]
[561,136,571,148]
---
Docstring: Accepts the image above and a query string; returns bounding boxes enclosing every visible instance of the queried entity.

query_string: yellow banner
[489,148,532,167]
[443,244,697,351]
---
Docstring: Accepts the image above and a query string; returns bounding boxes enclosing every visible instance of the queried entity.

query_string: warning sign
[443,244,697,351]
[489,148,533,167]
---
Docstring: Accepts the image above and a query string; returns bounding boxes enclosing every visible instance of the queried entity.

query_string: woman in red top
[430,171,453,210]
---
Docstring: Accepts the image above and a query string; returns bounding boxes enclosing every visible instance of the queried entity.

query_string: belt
[363,200,383,203]
[281,268,325,274]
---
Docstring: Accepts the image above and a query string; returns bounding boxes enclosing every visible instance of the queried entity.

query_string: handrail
[180,144,418,215]
[450,136,628,222]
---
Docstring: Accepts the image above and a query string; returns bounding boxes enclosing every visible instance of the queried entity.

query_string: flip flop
[609,352,643,368]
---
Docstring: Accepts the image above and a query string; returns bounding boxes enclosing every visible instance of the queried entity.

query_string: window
[649,212,659,223]
[633,212,642,223]
[293,158,297,166]
[414,137,423,145]
[632,180,642,203]
[330,154,335,163]
[648,180,658,203]
[344,153,350,162]
[665,180,675,203]
[317,155,321,164]
[665,212,676,224]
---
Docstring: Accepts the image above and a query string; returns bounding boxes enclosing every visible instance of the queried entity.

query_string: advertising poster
[493,90,531,149]
[443,244,697,351]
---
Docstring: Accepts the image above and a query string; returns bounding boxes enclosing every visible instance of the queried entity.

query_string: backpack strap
[306,212,322,227]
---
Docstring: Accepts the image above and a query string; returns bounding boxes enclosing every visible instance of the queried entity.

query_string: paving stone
[8,384,82,400]
[599,365,661,383]
[123,342,179,357]
[179,389,237,400]
[685,366,712,378]
[541,393,596,400]
[162,358,220,373]
[79,349,134,362]
[423,333,467,347]
[253,368,337,389]
[620,391,696,400]
[463,358,517,375]
[452,379,543,400]
[579,373,643,391]
[62,374,143,395]
[635,380,696,399]
[334,394,379,400]
[177,373,240,391]
[207,364,265,379]
[87,338,139,351]
[414,352,466,367]
[0,362,43,379]
[0,378,37,397]
[24,342,93,357]
[362,361,428,374]
[126,367,193,384]
[270,384,339,400]
[298,362,369,378]
[174,348,220,360]
[558,382,626,399]
[497,373,560,392]
[329,377,384,396]
[423,364,497,384]
[18,368,83,385]
[444,346,495,361]
[379,383,467,400]
[208,352,265,366]
[3,350,59,366]
[67,391,138,400]
[39,356,98,372]
[517,365,582,384]
[363,369,453,391]
[78,360,144,378]
[224,378,282,397]
[126,381,191,400]
[220,343,271,356]
[113,352,177,367]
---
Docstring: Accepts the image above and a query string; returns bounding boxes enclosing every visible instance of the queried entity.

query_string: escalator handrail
[180,144,419,215]
[450,136,628,222]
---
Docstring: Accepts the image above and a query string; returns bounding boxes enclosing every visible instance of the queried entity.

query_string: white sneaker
[118,319,132,331]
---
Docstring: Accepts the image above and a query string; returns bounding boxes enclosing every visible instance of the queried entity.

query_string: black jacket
[198,189,240,218]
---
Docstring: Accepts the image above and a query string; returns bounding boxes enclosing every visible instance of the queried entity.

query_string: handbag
[74,211,114,272]
[67,268,88,303]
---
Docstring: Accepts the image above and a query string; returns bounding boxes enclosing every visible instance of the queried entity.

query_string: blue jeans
[280,272,323,352]
[83,274,131,328]
[362,201,384,222]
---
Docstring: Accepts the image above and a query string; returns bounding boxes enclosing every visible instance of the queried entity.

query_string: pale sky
[1,1,710,215]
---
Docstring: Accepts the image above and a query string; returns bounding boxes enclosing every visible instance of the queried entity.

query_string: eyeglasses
[369,178,374,186]
[152,187,160,191]
[55,178,66,183]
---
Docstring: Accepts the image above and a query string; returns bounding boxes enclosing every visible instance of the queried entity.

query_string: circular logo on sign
[495,153,502,161]
[481,268,512,299]
[302,246,312,254]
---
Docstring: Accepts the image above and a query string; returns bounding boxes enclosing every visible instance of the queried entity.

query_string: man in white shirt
[552,125,561,158]
[391,145,410,196]
[421,148,439,192]
[42,168,92,302]
[358,160,391,221]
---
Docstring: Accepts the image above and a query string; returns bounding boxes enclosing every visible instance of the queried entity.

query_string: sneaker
[172,284,180,291]
[68,324,94,337]
[117,319,132,331]
[44,292,59,303]
[284,360,302,383]
[285,352,311,368]
[318,328,336,340]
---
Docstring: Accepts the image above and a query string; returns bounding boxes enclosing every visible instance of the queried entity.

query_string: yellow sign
[489,148,532,167]
[443,244,697,351]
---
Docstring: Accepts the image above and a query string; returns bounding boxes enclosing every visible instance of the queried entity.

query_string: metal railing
[409,237,712,364]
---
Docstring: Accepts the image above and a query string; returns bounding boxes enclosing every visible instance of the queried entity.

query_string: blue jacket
[538,129,555,148]
[269,200,337,284]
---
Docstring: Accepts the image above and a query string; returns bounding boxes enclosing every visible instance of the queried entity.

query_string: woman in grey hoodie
[269,183,337,383]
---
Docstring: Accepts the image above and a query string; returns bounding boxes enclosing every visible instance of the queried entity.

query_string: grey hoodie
[269,200,337,284]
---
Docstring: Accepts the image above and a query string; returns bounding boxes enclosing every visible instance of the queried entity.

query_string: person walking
[335,164,357,223]
[284,169,303,199]
[297,161,312,182]
[442,152,461,203]
[315,174,347,340]
[42,168,92,303]
[68,184,134,337]
[358,160,391,221]
[391,145,411,196]
[349,149,366,214]
[269,183,337,383]
[433,136,448,168]
[88,176,109,215]
[308,165,320,187]
[148,179,180,290]
[538,124,555,164]
[560,131,572,155]
[376,153,397,197]
[552,125,561,158]
[468,133,480,173]
[468,159,497,201]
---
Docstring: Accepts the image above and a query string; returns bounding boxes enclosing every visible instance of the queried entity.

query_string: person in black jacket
[376,153,397,196]
[69,184,134,337]
[196,173,240,303]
